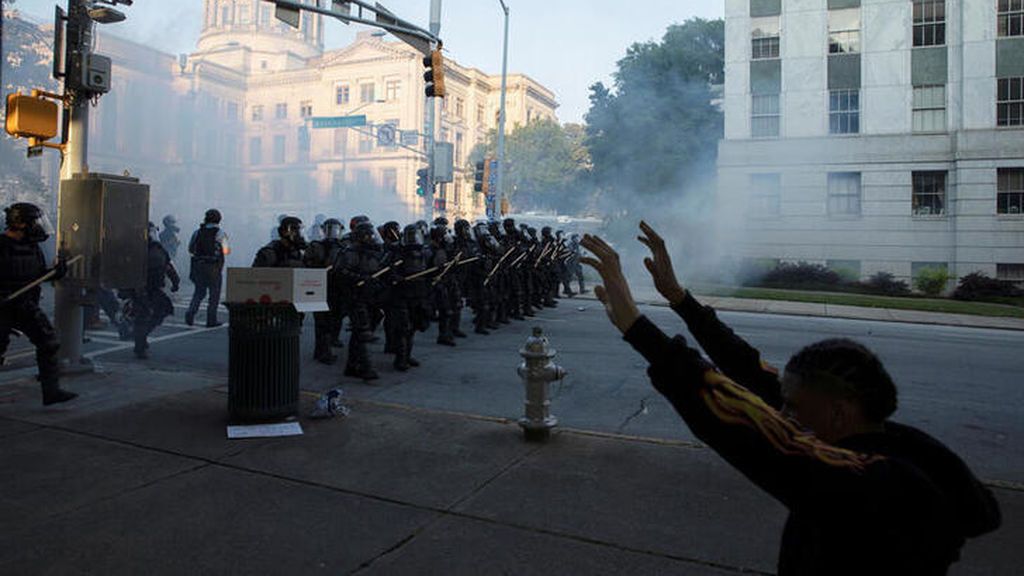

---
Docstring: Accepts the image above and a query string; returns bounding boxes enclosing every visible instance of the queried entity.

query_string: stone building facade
[718,0,1024,286]
[84,0,557,239]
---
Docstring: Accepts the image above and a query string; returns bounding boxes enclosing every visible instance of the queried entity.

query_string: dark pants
[132,289,173,354]
[0,299,60,388]
[345,304,374,376]
[188,263,222,326]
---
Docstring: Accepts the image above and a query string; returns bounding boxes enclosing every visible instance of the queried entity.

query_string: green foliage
[2,4,58,209]
[914,268,951,296]
[467,119,591,214]
[584,18,724,207]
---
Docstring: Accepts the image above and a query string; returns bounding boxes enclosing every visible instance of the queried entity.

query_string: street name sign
[311,115,367,129]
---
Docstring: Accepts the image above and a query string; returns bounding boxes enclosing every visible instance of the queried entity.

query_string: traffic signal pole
[494,0,510,219]
[424,0,442,221]
[54,0,94,370]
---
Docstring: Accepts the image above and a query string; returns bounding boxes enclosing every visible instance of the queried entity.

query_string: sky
[11,0,724,123]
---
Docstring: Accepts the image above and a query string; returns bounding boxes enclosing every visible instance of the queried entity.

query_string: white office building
[718,0,1024,286]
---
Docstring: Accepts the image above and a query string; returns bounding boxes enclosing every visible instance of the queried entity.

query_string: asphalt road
[3,294,1022,487]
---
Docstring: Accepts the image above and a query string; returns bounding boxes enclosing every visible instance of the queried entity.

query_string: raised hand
[579,234,641,334]
[637,220,687,306]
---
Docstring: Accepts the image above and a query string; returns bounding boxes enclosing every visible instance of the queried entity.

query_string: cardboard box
[226,268,329,312]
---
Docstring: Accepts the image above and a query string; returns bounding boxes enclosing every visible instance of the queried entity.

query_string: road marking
[2,349,37,362]
[85,323,228,359]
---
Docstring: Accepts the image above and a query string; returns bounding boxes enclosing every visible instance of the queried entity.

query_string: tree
[584,18,724,208]
[467,118,592,215]
[2,0,58,212]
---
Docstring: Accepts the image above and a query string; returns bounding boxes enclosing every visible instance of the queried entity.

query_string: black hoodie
[622,293,1001,575]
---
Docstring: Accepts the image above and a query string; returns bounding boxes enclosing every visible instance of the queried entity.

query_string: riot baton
[3,255,83,304]
[356,259,403,287]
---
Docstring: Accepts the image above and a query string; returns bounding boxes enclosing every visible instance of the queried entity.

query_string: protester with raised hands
[580,223,999,575]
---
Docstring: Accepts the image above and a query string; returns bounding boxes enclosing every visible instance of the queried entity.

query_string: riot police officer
[308,213,327,243]
[429,221,461,346]
[253,216,306,267]
[186,209,229,328]
[0,203,77,405]
[387,225,431,371]
[304,218,345,364]
[159,215,181,260]
[125,222,180,359]
[336,221,384,381]
[567,233,587,294]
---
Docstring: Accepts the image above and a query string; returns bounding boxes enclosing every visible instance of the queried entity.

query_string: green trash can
[227,303,301,421]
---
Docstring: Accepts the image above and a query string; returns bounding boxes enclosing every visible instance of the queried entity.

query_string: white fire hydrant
[517,326,568,442]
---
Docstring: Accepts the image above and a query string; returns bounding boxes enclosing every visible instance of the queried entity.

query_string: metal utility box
[59,173,149,289]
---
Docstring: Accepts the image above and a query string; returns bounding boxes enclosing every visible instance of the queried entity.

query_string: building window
[300,101,313,118]
[251,105,263,122]
[912,171,947,216]
[249,137,261,165]
[827,260,861,280]
[829,89,860,134]
[355,169,372,190]
[749,173,781,216]
[828,8,861,54]
[997,263,1024,285]
[298,126,310,160]
[273,135,286,163]
[912,85,946,132]
[385,80,401,101]
[997,77,1024,127]
[336,84,350,105]
[358,131,373,154]
[226,102,238,121]
[261,60,268,70]
[998,0,1024,37]
[751,94,780,138]
[272,177,284,202]
[333,129,346,156]
[828,172,862,216]
[382,168,398,194]
[249,179,260,202]
[221,5,231,26]
[360,83,376,103]
[331,170,346,200]
[275,103,287,119]
[751,16,780,60]
[455,132,464,162]
[997,167,1024,214]
[477,104,485,124]
[456,97,465,119]
[913,0,946,46]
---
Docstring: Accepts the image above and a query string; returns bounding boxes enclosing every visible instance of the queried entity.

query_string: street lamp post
[494,0,510,220]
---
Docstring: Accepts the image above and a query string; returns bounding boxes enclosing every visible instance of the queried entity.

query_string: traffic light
[416,168,430,196]
[473,161,485,193]
[5,93,59,140]
[422,48,446,98]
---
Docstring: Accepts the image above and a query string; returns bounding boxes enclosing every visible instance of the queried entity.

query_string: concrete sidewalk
[578,286,1024,331]
[0,365,1018,575]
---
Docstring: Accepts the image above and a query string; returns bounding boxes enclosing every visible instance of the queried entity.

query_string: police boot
[437,316,456,347]
[41,380,78,406]
[578,280,587,294]
[393,337,410,372]
[474,309,490,335]
[407,336,420,367]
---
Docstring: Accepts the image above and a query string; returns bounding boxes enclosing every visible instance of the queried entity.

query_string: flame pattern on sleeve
[698,370,885,472]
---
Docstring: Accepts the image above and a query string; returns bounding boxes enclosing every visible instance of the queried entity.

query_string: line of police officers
[251,214,587,381]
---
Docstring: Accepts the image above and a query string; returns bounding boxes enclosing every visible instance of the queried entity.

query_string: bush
[861,272,910,296]
[914,267,951,296]
[952,272,1024,301]
[755,262,842,289]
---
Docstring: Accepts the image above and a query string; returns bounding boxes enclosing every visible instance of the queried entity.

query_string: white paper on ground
[227,422,304,439]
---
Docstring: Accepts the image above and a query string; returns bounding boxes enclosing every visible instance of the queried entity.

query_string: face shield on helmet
[322,219,344,241]
[402,224,424,247]
[148,222,159,239]
[279,217,305,247]
[354,222,379,245]
[5,203,52,243]
[379,221,401,244]
[454,220,473,240]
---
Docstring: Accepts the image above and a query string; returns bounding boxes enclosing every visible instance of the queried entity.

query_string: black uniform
[336,223,385,380]
[429,226,462,346]
[159,216,181,260]
[386,225,431,371]
[252,239,305,268]
[0,203,76,405]
[304,219,345,363]
[187,222,226,327]
[124,235,180,358]
[566,234,586,294]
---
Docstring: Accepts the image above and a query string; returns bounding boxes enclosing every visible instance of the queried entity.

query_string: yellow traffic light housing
[5,92,60,140]
[422,48,446,98]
